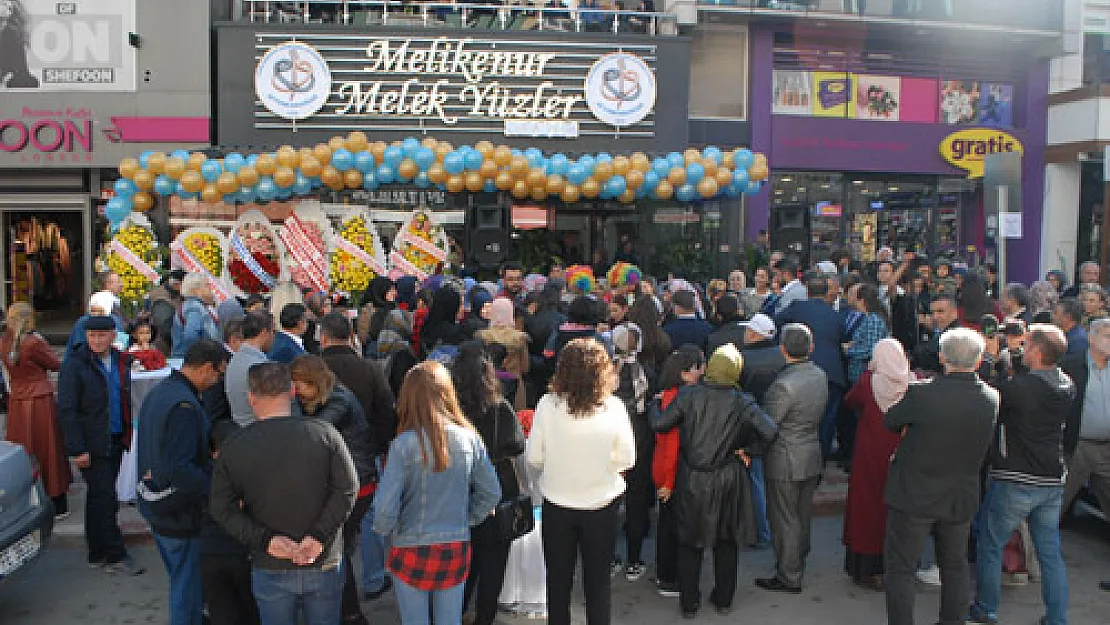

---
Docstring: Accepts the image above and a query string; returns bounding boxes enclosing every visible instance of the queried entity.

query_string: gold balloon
[526,168,546,188]
[749,162,769,182]
[446,175,466,194]
[561,184,580,203]
[619,189,636,204]
[164,156,186,179]
[421,137,438,149]
[630,152,651,172]
[581,178,601,199]
[217,172,240,194]
[346,132,369,153]
[343,169,364,189]
[493,146,513,167]
[320,166,342,188]
[255,154,277,176]
[119,158,140,179]
[723,151,736,168]
[273,167,296,188]
[276,147,299,169]
[704,162,718,179]
[313,143,333,165]
[474,141,494,157]
[593,161,613,181]
[428,163,448,185]
[495,171,514,191]
[200,185,220,204]
[509,156,529,178]
[753,152,768,167]
[546,174,565,196]
[627,170,645,190]
[531,187,547,202]
[612,156,631,176]
[667,167,686,186]
[146,152,166,175]
[697,177,720,198]
[328,136,347,152]
[655,179,674,200]
[511,180,529,199]
[715,167,733,186]
[684,149,701,164]
[237,166,259,187]
[299,156,322,178]
[133,192,155,211]
[187,153,207,172]
[398,159,419,180]
[132,169,154,191]
[434,143,452,162]
[371,142,388,162]
[465,172,484,192]
[180,171,205,194]
[479,159,498,179]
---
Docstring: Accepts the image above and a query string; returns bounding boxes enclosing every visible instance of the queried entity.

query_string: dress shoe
[755,577,802,594]
[680,601,700,619]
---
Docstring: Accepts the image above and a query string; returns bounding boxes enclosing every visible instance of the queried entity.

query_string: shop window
[1083,33,1110,87]
[689,28,747,119]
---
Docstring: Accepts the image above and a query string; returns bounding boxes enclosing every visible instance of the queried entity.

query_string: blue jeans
[819,384,845,462]
[361,470,387,593]
[748,458,772,544]
[154,534,203,625]
[973,480,1069,625]
[251,566,343,625]
[393,577,465,625]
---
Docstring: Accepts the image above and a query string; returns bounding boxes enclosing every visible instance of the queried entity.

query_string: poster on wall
[939,80,982,124]
[0,0,137,91]
[855,75,901,121]
[978,83,1013,128]
[772,70,812,116]
[811,72,856,118]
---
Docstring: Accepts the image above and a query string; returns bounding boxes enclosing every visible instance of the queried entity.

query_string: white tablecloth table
[116,366,173,503]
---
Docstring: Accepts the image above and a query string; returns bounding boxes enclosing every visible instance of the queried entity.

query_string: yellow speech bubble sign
[939,129,1023,179]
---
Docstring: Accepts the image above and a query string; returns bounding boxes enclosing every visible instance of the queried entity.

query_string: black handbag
[490,403,534,541]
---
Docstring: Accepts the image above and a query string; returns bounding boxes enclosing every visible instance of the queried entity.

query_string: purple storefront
[745,25,1050,284]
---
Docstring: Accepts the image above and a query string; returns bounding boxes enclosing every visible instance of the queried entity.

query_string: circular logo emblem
[255,42,332,121]
[584,53,656,128]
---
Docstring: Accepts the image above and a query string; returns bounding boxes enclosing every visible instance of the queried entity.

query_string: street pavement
[2,512,1108,625]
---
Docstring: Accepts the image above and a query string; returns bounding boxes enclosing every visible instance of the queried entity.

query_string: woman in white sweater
[526,337,636,625]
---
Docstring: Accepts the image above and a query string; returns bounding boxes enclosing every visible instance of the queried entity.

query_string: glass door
[2,210,86,329]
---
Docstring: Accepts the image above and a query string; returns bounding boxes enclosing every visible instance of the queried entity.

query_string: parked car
[0,441,53,585]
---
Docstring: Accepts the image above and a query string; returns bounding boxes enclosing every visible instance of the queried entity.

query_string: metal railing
[240,0,678,36]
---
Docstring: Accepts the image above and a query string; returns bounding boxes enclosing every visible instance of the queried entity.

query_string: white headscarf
[870,338,912,413]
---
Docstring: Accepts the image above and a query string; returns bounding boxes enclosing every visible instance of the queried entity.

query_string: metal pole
[997,185,1008,291]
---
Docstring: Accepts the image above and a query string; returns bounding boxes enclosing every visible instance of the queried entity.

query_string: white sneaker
[625,562,647,582]
[915,565,941,586]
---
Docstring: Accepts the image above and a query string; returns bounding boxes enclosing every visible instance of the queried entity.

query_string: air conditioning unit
[661,0,698,26]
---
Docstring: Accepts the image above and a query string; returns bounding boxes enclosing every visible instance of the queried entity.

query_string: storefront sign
[939,129,1024,179]
[584,53,656,127]
[256,42,332,121]
[2,0,137,91]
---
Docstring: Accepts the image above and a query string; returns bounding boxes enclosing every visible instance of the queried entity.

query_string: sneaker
[656,580,680,598]
[915,565,941,586]
[967,604,998,624]
[54,511,71,522]
[625,562,647,582]
[87,558,105,569]
[104,555,146,576]
[363,577,393,601]
[610,558,623,578]
[1001,571,1029,587]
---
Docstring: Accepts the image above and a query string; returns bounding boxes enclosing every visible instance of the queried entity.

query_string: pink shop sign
[0,107,95,163]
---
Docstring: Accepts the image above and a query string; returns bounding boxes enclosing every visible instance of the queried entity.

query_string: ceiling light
[775,189,784,195]
[796,187,807,193]
[781,177,793,183]
[853,180,863,185]
[889,186,900,192]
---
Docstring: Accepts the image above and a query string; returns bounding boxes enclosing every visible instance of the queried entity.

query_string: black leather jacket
[301,385,378,487]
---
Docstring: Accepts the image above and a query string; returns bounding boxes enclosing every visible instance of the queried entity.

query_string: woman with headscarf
[358,276,397,350]
[420,282,467,360]
[842,338,912,591]
[653,344,779,618]
[476,298,530,410]
[462,285,494,338]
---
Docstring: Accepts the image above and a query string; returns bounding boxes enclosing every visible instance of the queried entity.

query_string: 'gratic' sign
[253,34,658,138]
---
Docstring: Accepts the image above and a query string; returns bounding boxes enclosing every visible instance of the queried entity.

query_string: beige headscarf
[870,338,912,413]
[488,297,515,328]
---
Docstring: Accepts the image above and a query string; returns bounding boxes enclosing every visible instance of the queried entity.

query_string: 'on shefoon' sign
[0,0,136,91]
[252,35,658,137]
[939,129,1023,179]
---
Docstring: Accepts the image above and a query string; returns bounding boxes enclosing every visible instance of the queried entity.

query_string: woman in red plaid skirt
[372,361,503,625]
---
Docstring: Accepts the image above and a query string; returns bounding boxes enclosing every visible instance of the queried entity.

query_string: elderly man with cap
[66,290,127,357]
[58,314,145,575]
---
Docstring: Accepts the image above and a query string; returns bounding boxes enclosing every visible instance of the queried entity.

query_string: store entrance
[2,211,86,330]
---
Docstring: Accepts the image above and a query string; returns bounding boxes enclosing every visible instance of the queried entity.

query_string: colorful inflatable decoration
[227,210,287,297]
[565,265,597,295]
[113,137,768,214]
[330,209,387,300]
[105,213,161,307]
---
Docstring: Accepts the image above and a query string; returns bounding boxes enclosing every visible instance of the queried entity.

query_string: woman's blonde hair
[288,354,336,414]
[396,361,475,472]
[269,281,304,329]
[4,303,35,364]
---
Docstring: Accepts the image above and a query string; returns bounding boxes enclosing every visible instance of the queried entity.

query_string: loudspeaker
[469,205,510,269]
[770,204,811,267]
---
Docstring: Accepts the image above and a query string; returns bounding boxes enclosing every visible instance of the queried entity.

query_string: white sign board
[1000,212,1023,239]
[0,0,136,91]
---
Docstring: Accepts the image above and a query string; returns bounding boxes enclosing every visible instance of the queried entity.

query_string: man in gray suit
[883,328,999,625]
[755,324,828,593]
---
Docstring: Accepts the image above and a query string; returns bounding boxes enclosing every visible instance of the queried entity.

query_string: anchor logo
[271,48,317,100]
[600,57,642,111]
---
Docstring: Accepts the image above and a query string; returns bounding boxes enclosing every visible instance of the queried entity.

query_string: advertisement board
[0,0,136,92]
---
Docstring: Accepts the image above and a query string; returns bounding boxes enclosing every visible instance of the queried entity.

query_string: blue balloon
[105,196,130,226]
[483,180,498,193]
[138,151,155,169]
[362,172,379,191]
[331,148,354,172]
[548,154,569,176]
[402,137,421,159]
[676,184,697,203]
[604,176,627,197]
[595,152,612,164]
[725,183,743,198]
[642,171,661,191]
[667,152,684,168]
[153,175,175,196]
[256,177,277,201]
[636,185,649,199]
[170,150,190,161]
[443,152,465,175]
[113,178,137,198]
[293,174,313,196]
[224,153,246,174]
[567,164,588,186]
[238,186,256,204]
[414,147,435,171]
[526,152,545,169]
[354,151,375,173]
[577,155,596,173]
[414,172,431,189]
[376,164,396,185]
[744,180,763,196]
[702,146,722,164]
[201,160,222,183]
[686,162,705,185]
[510,148,522,157]
[734,148,754,169]
[308,176,322,189]
[276,186,293,200]
[652,158,671,178]
[524,147,543,162]
[464,150,483,171]
[732,169,750,187]
[383,146,403,167]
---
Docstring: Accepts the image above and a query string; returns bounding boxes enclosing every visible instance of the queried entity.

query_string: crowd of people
[1,246,1109,625]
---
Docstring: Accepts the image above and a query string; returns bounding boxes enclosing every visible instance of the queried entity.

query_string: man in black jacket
[57,315,143,575]
[706,294,747,357]
[136,339,228,625]
[882,327,999,625]
[1059,318,1110,519]
[210,362,357,624]
[911,294,960,374]
[971,325,1072,625]
[738,313,786,405]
